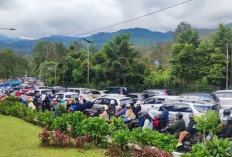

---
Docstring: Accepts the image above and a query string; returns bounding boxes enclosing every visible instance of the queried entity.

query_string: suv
[149,101,218,126]
[92,95,133,112]
[106,87,129,96]
[179,93,221,109]
[142,89,173,99]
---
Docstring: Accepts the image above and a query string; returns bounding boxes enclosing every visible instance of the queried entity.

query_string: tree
[0,48,28,79]
[174,21,192,42]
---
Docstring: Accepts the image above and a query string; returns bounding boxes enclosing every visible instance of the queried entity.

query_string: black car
[106,87,129,96]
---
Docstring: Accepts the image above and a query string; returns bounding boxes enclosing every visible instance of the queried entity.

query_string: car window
[110,99,118,106]
[69,89,74,92]
[120,98,133,105]
[41,91,48,95]
[129,95,138,98]
[92,91,100,94]
[193,105,213,113]
[159,104,174,111]
[224,93,232,98]
[155,98,165,104]
[65,95,71,98]
[174,104,193,113]
[144,98,155,104]
[214,92,232,98]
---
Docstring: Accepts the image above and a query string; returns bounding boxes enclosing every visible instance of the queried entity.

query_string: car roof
[150,96,178,99]
[180,93,211,96]
[165,101,215,106]
[143,89,167,92]
[55,92,78,95]
[98,96,131,100]
[214,90,232,93]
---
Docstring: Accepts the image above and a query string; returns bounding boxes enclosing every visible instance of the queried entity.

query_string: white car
[53,92,79,101]
[92,95,133,112]
[141,96,179,112]
[213,90,232,109]
[34,89,52,100]
[148,101,218,126]
[66,88,93,102]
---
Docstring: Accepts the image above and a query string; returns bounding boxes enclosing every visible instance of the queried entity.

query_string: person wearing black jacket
[177,114,197,147]
[219,117,232,139]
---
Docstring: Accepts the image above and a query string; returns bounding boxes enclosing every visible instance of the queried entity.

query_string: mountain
[0,23,231,55]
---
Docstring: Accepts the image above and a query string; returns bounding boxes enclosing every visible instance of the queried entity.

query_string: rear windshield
[166,91,174,95]
[215,92,232,98]
[193,105,213,113]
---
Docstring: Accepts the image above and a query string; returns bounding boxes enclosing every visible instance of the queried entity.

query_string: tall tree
[174,21,192,42]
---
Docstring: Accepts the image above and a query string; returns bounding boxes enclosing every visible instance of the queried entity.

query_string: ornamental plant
[52,114,68,133]
[112,129,131,150]
[109,117,128,135]
[81,117,109,147]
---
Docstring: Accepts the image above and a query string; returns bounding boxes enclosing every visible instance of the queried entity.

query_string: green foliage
[55,104,67,117]
[6,95,20,102]
[194,110,222,141]
[52,114,68,133]
[112,129,131,150]
[182,136,232,157]
[38,110,54,129]
[109,117,128,134]
[0,48,28,79]
[131,127,177,152]
[81,117,109,147]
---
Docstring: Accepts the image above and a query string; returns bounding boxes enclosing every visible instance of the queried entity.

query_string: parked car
[142,89,174,100]
[179,93,221,109]
[91,95,133,112]
[148,101,218,126]
[213,90,232,109]
[90,90,103,99]
[106,87,129,96]
[128,93,144,103]
[34,89,52,100]
[53,92,79,102]
[141,96,179,112]
[66,88,93,102]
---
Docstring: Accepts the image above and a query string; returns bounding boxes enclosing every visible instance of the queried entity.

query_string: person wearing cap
[123,104,136,123]
[177,114,197,147]
[99,105,110,122]
[219,117,232,139]
[166,113,185,138]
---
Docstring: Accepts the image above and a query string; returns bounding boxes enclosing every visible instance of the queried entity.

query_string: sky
[0,0,232,39]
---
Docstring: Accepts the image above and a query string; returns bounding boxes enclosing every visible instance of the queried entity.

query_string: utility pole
[230,44,232,88]
[83,39,93,84]
[226,43,229,90]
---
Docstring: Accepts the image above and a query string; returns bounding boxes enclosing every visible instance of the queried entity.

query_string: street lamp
[0,28,16,31]
[83,38,93,84]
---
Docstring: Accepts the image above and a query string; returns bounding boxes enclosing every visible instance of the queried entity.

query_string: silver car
[213,90,232,109]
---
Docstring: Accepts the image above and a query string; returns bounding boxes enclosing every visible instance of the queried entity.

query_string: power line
[76,0,193,36]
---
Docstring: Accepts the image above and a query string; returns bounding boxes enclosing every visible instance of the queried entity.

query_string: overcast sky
[0,0,232,39]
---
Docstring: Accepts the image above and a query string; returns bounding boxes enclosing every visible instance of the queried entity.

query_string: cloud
[0,0,232,38]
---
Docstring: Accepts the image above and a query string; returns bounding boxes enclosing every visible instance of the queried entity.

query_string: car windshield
[120,99,133,105]
[193,105,212,113]
[215,92,232,98]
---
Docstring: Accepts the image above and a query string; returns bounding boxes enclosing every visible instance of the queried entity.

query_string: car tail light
[120,92,123,95]
[164,91,168,96]
[79,96,83,100]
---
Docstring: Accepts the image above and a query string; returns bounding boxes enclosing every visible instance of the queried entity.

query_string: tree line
[0,22,232,91]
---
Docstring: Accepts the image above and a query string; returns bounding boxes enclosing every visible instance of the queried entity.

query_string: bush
[38,110,54,129]
[109,117,128,135]
[75,136,86,149]
[6,95,20,102]
[39,129,73,148]
[112,129,131,150]
[66,112,86,137]
[131,127,177,152]
[52,114,68,133]
[55,104,67,117]
[133,147,172,157]
[82,117,109,147]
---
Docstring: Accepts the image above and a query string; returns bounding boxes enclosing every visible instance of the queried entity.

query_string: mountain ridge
[0,23,231,55]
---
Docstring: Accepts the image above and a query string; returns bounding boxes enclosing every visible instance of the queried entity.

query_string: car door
[141,98,157,112]
[172,103,193,126]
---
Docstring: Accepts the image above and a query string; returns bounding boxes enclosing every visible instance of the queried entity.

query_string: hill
[0,23,231,55]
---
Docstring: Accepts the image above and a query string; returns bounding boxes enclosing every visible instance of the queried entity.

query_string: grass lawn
[0,114,104,157]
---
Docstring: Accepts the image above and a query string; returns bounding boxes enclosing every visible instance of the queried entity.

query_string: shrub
[133,147,172,157]
[131,127,177,152]
[6,95,20,102]
[112,129,131,150]
[66,112,86,137]
[52,114,68,133]
[106,144,132,157]
[39,129,73,148]
[55,104,67,117]
[38,110,54,129]
[75,136,86,149]
[109,117,128,135]
[82,117,109,147]
[39,128,52,146]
